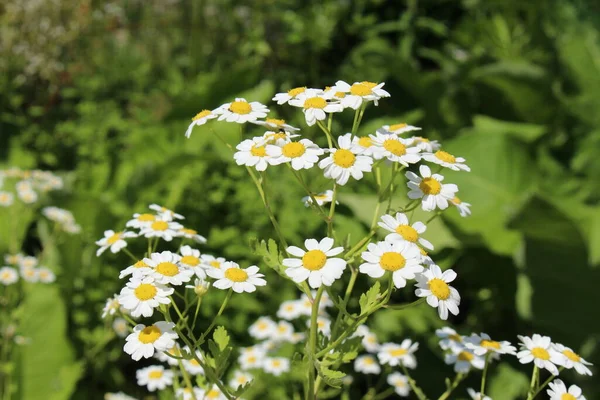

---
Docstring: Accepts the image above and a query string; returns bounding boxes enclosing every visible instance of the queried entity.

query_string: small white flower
[351,135,379,156]
[124,322,178,361]
[18,189,38,204]
[200,254,227,271]
[517,334,564,375]
[19,255,38,269]
[118,277,174,318]
[102,294,121,319]
[207,262,266,293]
[362,332,380,353]
[196,386,227,400]
[273,87,310,105]
[234,136,273,171]
[185,278,209,296]
[406,165,458,211]
[178,227,207,244]
[0,267,18,285]
[112,318,129,338]
[377,340,419,368]
[214,98,269,123]
[262,357,290,376]
[547,379,586,400]
[238,346,267,370]
[331,80,390,109]
[0,191,14,207]
[4,254,23,266]
[288,89,343,126]
[552,343,593,376]
[354,355,381,374]
[175,387,204,400]
[387,372,411,397]
[249,316,277,340]
[104,392,137,400]
[267,138,324,170]
[181,348,205,375]
[318,133,373,185]
[378,123,421,135]
[445,348,485,373]
[20,267,39,283]
[277,300,303,320]
[370,132,421,166]
[149,204,184,221]
[378,213,434,250]
[144,251,193,285]
[261,130,300,145]
[230,370,253,389]
[415,265,460,320]
[252,118,300,132]
[283,237,347,288]
[96,230,137,256]
[464,333,516,356]
[136,365,173,392]
[411,136,441,152]
[302,190,335,207]
[450,196,472,217]
[119,260,151,280]
[155,344,183,366]
[125,212,157,229]
[359,240,423,289]
[271,321,295,342]
[467,388,492,400]
[37,267,56,283]
[314,316,331,337]
[140,219,183,242]
[184,109,218,138]
[422,150,470,171]
[179,245,204,279]
[435,327,465,352]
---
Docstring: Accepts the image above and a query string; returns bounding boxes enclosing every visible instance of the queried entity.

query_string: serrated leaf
[317,365,345,389]
[213,326,230,351]
[359,281,381,315]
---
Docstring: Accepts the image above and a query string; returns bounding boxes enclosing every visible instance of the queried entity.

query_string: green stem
[344,230,376,260]
[400,364,429,400]
[196,289,232,345]
[315,120,335,148]
[307,286,324,400]
[383,297,426,310]
[480,353,491,395]
[122,247,139,262]
[327,184,338,238]
[437,372,466,400]
[526,365,539,400]
[530,367,564,398]
[426,212,441,224]
[288,167,328,220]
[177,358,197,400]
[330,267,358,339]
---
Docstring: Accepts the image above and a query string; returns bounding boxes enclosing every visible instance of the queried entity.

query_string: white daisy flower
[435,327,465,352]
[104,391,137,400]
[422,150,470,172]
[149,204,184,221]
[139,219,183,242]
[464,333,516,356]
[230,370,253,389]
[176,387,204,400]
[450,197,472,217]
[112,318,129,338]
[0,191,14,207]
[378,123,421,135]
[196,385,227,400]
[331,80,390,109]
[552,343,593,376]
[315,316,332,337]
[467,388,492,400]
[18,189,38,204]
[185,109,218,138]
[37,267,56,283]
[200,254,227,271]
[124,322,177,361]
[155,344,183,366]
[182,348,205,375]
[214,98,269,123]
[387,372,411,397]
[96,230,137,257]
[406,165,458,211]
[144,251,193,285]
[261,130,300,145]
[283,237,347,288]
[20,267,39,283]
[318,133,373,185]
[119,260,151,280]
[362,332,380,353]
[262,357,290,376]
[238,346,267,370]
[445,348,485,373]
[118,277,174,318]
[377,340,419,368]
[411,136,441,153]
[350,135,379,156]
[179,245,204,279]
[378,213,434,250]
[252,118,300,132]
[415,265,460,320]
[125,212,157,229]
[185,278,209,296]
[0,267,18,285]
[136,365,173,392]
[18,255,38,269]
[234,136,273,171]
[271,321,295,342]
[101,294,121,319]
[178,227,207,244]
[288,89,343,126]
[4,253,23,266]
[354,355,381,374]
[266,138,324,170]
[359,240,423,289]
[273,87,310,105]
[517,334,563,375]
[277,300,303,320]
[547,379,586,400]
[302,190,335,207]
[206,262,266,293]
[369,132,421,166]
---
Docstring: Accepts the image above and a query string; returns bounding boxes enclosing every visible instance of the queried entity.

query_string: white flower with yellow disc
[144,251,193,285]
[206,261,266,293]
[370,132,421,166]
[0,191,14,207]
[354,355,381,374]
[517,334,564,375]
[124,321,177,361]
[262,357,290,376]
[214,98,269,123]
[422,150,470,171]
[411,136,441,152]
[185,109,217,138]
[331,80,390,109]
[378,212,434,250]
[435,327,465,352]
[179,245,205,279]
[351,135,379,156]
[120,259,152,279]
[406,165,458,211]
[283,237,346,288]
[136,365,173,392]
[450,197,472,217]
[126,212,157,229]
[464,332,516,356]
[378,123,421,135]
[178,227,207,243]
[415,264,460,320]
[149,204,184,221]
[252,118,300,132]
[37,267,55,283]
[0,267,18,285]
[288,89,343,126]
[552,343,593,376]
[273,86,310,105]
[388,372,411,397]
[140,219,183,242]
[118,277,174,317]
[377,340,419,368]
[319,133,373,185]
[547,379,586,400]
[359,240,423,289]
[234,136,274,171]
[445,348,484,373]
[267,138,324,170]
[96,230,137,256]
[230,370,253,389]
[302,190,335,207]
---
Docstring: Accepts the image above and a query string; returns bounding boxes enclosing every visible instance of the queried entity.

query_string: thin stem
[327,184,338,238]
[344,230,376,260]
[307,286,324,400]
[288,167,328,220]
[480,353,491,395]
[315,120,335,148]
[122,248,139,263]
[530,367,563,398]
[526,365,539,400]
[383,297,426,310]
[330,268,358,339]
[177,359,197,400]
[400,364,429,400]
[437,372,466,400]
[426,212,441,224]
[197,289,233,345]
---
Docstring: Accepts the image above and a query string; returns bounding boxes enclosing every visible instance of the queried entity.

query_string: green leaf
[249,238,283,274]
[487,364,529,400]
[316,365,345,389]
[470,115,546,143]
[359,281,381,315]
[213,326,230,351]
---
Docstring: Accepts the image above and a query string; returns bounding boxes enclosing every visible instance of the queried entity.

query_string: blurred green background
[1,0,600,399]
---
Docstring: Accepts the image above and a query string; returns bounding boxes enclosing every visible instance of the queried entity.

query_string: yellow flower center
[389,123,407,131]
[435,150,456,163]
[0,194,9,202]
[360,81,378,88]
[237,376,248,384]
[304,97,327,109]
[156,262,179,277]
[419,177,441,195]
[531,347,550,360]
[449,334,462,342]
[278,325,288,333]
[285,304,295,311]
[358,137,372,147]
[481,340,501,350]
[209,260,221,269]
[192,109,211,121]
[379,252,406,271]
[266,118,285,126]
[267,132,287,141]
[287,87,306,97]
[452,196,462,204]
[390,349,408,357]
[224,268,249,282]
[395,225,418,242]
[250,145,267,157]
[282,142,306,158]
[302,250,327,271]
[429,278,450,300]
[181,228,197,235]
[333,149,356,168]
[134,283,157,300]
[383,139,406,156]
[1,272,12,279]
[335,91,346,98]
[272,360,282,367]
[563,350,581,362]
[137,213,155,222]
[364,357,375,365]
[561,394,577,400]
[151,221,169,231]
[138,325,162,344]
[107,232,122,245]
[229,100,252,115]
[458,351,474,361]
[181,256,200,266]
[350,83,372,96]
[134,260,147,268]
[148,370,163,379]
[247,356,257,363]
[189,359,200,366]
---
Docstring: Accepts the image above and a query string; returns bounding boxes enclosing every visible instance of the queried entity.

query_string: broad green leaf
[359,281,381,315]
[213,326,230,351]
[487,364,529,400]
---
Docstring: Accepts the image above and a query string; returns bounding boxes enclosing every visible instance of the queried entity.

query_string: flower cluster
[1,254,56,285]
[0,167,64,206]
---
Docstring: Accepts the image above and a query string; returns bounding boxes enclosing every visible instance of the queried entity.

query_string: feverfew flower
[547,379,586,400]
[288,89,343,126]
[214,98,269,123]
[277,300,303,320]
[207,262,266,293]
[112,318,129,338]
[185,278,209,296]
[370,132,421,166]
[315,316,332,337]
[422,150,470,171]
[359,240,423,289]
[20,267,38,283]
[119,260,151,280]
[263,357,290,376]
[362,332,380,353]
[156,344,183,366]
[318,133,373,185]
[415,265,460,320]
[387,372,411,397]
[253,118,300,132]
[445,348,485,373]
[406,165,458,211]
[552,343,593,376]
[184,109,217,138]
[0,267,18,285]
[125,212,157,229]
[118,277,174,318]
[144,251,193,285]
[435,327,464,352]
[450,197,472,217]
[96,230,137,256]
[102,295,121,319]
[379,123,421,135]
[378,213,433,250]
[18,256,38,269]
[139,219,183,242]
[178,227,207,244]
[273,87,309,105]
[104,392,137,400]
[176,387,204,400]
[200,254,227,271]
[377,340,419,368]
[412,136,441,152]
[4,254,22,266]
[354,355,381,374]
[467,388,492,400]
[331,80,390,109]
[37,267,56,283]
[196,386,227,400]
[517,334,563,375]
[230,370,253,389]
[238,346,267,370]
[271,321,295,342]
[234,136,273,171]
[302,190,334,207]
[179,245,204,279]
[124,322,177,361]
[465,333,516,356]
[283,237,347,288]
[136,365,173,392]
[182,349,205,375]
[351,135,378,156]
[149,204,184,221]
[266,138,324,170]
[0,191,14,206]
